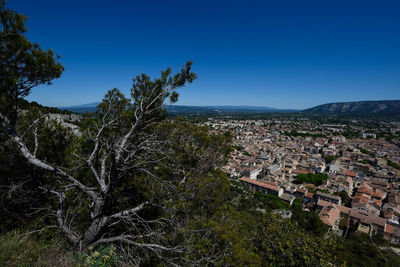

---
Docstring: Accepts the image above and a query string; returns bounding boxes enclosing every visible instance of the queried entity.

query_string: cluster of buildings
[207,118,400,244]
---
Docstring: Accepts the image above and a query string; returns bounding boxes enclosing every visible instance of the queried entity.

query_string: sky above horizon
[10,0,400,109]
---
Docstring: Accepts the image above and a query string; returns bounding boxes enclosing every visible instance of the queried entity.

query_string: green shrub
[0,230,74,266]
[74,245,119,267]
[295,173,328,186]
[358,147,376,158]
[388,160,400,170]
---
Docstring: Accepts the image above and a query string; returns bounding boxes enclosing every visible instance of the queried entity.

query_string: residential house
[316,191,342,205]
[239,177,283,197]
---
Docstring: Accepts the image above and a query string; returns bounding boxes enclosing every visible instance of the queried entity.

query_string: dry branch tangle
[2,62,196,263]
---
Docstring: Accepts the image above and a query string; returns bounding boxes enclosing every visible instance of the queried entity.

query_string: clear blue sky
[10,0,400,109]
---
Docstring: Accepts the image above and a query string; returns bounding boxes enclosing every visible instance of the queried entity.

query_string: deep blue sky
[10,0,400,109]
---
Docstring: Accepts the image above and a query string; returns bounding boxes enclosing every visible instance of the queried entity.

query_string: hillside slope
[302,100,400,115]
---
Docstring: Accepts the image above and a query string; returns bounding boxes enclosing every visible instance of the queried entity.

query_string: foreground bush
[0,230,74,266]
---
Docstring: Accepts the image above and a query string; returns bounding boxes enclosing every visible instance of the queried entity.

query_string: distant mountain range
[302,100,400,116]
[62,102,101,109]
[165,105,297,113]
[59,103,297,114]
[59,100,400,116]
[59,102,99,113]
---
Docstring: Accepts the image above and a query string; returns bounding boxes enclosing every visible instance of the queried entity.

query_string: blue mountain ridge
[59,103,297,114]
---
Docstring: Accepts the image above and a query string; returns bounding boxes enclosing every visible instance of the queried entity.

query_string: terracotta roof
[388,194,400,205]
[337,205,351,215]
[357,184,386,199]
[373,199,383,208]
[319,205,340,227]
[296,188,306,193]
[353,193,371,205]
[317,199,332,208]
[266,181,279,187]
[349,209,387,227]
[385,224,395,234]
[373,189,386,199]
[345,177,353,183]
[239,177,281,192]
[318,199,351,214]
[293,169,311,174]
[383,210,394,219]
[345,171,357,177]
[304,183,316,188]
[316,191,341,201]
[384,224,400,238]
[304,192,314,198]
[358,184,374,195]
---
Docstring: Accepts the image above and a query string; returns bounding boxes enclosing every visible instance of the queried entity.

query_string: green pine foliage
[255,213,336,266]
[335,233,400,267]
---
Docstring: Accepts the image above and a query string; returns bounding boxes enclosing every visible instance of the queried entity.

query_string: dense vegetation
[294,173,328,186]
[232,145,244,151]
[17,98,74,115]
[358,146,377,158]
[336,232,400,267]
[334,190,352,207]
[323,154,338,164]
[388,160,400,170]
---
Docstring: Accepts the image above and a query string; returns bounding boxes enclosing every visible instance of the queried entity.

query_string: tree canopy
[0,0,63,133]
[294,173,328,186]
